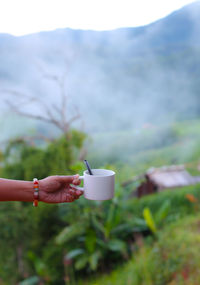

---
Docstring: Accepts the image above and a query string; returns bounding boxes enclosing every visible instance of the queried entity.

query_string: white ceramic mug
[75,169,115,201]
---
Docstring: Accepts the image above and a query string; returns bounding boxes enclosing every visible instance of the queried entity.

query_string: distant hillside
[0,2,200,133]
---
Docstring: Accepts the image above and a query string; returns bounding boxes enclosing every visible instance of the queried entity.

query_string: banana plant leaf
[143,207,157,234]
[55,222,86,244]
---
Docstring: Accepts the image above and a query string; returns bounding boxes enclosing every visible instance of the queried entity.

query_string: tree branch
[2,59,81,137]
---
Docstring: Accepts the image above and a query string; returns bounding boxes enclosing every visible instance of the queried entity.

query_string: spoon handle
[84,160,93,175]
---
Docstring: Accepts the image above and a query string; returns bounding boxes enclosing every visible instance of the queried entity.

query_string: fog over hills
[0,1,200,136]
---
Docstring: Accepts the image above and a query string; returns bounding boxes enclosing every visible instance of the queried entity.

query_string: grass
[126,184,200,217]
[75,183,200,284]
[83,119,200,284]
[79,214,200,285]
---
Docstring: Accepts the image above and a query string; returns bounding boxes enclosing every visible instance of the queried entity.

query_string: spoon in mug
[83,160,93,175]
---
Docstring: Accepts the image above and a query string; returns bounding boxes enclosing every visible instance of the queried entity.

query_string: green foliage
[27,251,48,278]
[154,199,171,225]
[2,130,86,180]
[2,119,200,284]
[81,214,200,285]
[143,200,171,234]
[54,198,134,273]
[54,184,200,277]
[55,222,86,244]
[143,208,157,234]
[19,276,40,285]
[0,130,86,284]
[125,184,200,221]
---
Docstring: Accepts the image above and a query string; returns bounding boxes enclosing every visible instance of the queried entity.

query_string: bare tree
[0,50,88,160]
[1,63,81,140]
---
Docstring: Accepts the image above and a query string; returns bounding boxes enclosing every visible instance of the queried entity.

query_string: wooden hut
[135,165,200,198]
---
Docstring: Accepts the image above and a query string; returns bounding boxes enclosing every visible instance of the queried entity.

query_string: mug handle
[73,176,84,192]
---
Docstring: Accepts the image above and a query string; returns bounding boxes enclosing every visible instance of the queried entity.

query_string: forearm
[0,178,34,202]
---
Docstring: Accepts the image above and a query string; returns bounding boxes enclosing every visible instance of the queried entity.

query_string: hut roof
[146,165,200,189]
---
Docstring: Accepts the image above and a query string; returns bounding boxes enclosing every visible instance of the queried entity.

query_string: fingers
[63,186,83,203]
[68,188,83,199]
[57,174,81,185]
[72,174,81,185]
[65,191,82,202]
[66,193,75,202]
[44,191,81,204]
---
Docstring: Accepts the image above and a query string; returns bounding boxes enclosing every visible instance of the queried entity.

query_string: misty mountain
[0,1,200,134]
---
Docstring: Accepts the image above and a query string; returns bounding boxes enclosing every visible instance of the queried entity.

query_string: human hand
[39,175,83,203]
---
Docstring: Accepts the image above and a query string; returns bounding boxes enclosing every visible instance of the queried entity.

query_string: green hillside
[81,213,200,285]
[87,119,200,175]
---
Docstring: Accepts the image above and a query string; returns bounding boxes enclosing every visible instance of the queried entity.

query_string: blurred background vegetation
[1,2,200,285]
[1,120,200,284]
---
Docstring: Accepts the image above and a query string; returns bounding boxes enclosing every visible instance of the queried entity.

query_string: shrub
[80,214,200,285]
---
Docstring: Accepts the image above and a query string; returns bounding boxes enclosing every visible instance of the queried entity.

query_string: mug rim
[84,169,115,177]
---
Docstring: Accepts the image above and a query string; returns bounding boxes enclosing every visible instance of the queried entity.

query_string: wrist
[19,181,33,202]
[38,179,45,202]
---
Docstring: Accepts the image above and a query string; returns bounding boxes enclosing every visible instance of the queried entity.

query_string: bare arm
[0,178,33,202]
[0,175,82,203]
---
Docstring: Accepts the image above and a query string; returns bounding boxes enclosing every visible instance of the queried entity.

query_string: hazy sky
[0,0,197,36]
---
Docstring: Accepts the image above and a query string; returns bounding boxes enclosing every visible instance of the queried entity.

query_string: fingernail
[74,174,79,178]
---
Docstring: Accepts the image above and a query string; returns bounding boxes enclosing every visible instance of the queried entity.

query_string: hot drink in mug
[75,169,115,201]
